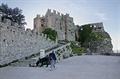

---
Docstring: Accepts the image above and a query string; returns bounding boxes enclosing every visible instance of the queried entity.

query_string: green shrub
[78,24,93,46]
[70,43,85,54]
[42,28,57,41]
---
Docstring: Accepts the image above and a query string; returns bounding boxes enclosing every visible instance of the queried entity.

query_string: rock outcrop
[76,22,113,54]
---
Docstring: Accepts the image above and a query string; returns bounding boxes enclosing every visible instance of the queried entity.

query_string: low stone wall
[46,43,73,60]
[110,53,120,56]
[0,17,57,65]
[103,53,120,56]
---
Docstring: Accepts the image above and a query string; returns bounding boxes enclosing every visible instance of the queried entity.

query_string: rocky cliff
[76,22,113,54]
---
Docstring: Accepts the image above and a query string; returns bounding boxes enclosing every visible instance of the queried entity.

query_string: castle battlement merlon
[61,13,64,16]
[66,13,69,17]
[57,12,60,16]
[37,14,40,17]
[53,10,56,14]
[47,9,51,13]
[51,9,61,16]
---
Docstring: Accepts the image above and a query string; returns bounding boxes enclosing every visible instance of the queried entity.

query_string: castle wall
[34,14,45,33]
[0,17,57,65]
[65,14,75,41]
[91,22,105,33]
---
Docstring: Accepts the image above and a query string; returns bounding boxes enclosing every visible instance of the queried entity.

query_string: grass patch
[70,43,85,55]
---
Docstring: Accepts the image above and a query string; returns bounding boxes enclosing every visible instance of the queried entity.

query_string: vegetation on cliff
[78,24,93,46]
[70,43,85,55]
[77,24,113,53]
[84,32,113,52]
[86,32,111,42]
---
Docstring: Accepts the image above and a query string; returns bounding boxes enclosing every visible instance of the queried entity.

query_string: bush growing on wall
[42,28,57,41]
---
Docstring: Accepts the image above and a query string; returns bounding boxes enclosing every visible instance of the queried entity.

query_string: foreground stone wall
[55,43,73,60]
[46,43,73,60]
[0,17,57,65]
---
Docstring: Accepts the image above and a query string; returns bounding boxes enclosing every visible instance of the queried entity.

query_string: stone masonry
[34,9,75,41]
[0,15,57,65]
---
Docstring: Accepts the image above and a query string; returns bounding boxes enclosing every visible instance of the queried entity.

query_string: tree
[0,3,9,16]
[0,3,26,26]
[17,14,26,25]
[0,3,9,21]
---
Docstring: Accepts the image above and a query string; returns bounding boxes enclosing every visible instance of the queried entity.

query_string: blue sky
[1,0,120,51]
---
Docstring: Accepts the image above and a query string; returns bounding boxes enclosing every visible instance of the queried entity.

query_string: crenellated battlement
[66,13,69,17]
[53,10,56,14]
[46,9,73,18]
[36,14,40,17]
[48,9,51,12]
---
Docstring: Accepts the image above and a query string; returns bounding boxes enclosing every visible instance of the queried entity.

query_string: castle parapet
[25,28,33,36]
[53,10,56,14]
[57,12,60,15]
[37,14,40,17]
[66,13,69,17]
[48,9,51,13]
[61,13,64,16]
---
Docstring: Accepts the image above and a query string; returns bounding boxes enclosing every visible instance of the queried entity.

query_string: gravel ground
[0,55,120,79]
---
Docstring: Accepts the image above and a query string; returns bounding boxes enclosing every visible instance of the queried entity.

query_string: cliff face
[77,22,113,54]
[84,32,113,54]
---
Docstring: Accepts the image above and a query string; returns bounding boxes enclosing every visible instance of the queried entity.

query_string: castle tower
[33,9,75,41]
[64,13,75,41]
[44,9,55,29]
[34,14,45,33]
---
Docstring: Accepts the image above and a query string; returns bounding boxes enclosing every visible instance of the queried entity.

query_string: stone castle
[0,9,113,66]
[34,9,75,41]
[33,9,107,42]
